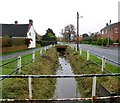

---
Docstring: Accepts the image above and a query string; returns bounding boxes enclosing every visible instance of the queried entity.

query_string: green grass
[2,49,28,56]
[106,63,120,73]
[66,46,120,98]
[1,53,33,75]
[81,50,120,73]
[1,57,18,75]
[2,47,59,99]
[1,48,51,75]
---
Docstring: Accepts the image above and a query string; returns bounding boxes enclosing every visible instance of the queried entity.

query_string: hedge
[1,38,31,47]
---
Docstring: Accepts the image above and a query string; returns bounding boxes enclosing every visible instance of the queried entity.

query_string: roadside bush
[82,40,90,44]
[11,38,25,46]
[101,38,108,46]
[115,40,119,43]
[25,38,32,47]
[40,41,52,46]
[109,39,114,45]
[91,40,97,45]
[96,38,102,45]
[2,37,12,47]
[2,37,27,47]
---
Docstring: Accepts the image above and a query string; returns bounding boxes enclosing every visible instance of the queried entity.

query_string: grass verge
[82,49,120,73]
[1,47,59,99]
[66,46,120,100]
[1,49,44,75]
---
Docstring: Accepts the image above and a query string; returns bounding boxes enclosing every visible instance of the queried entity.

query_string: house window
[114,28,119,33]
[105,29,108,34]
[29,32,31,36]
[102,30,104,34]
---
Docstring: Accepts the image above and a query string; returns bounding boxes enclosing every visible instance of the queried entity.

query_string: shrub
[115,40,119,43]
[109,39,114,45]
[25,38,32,47]
[40,41,52,46]
[11,38,25,46]
[96,38,102,45]
[2,37,28,47]
[102,38,108,46]
[2,37,12,47]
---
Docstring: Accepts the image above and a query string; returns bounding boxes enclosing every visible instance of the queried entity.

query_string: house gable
[27,26,36,48]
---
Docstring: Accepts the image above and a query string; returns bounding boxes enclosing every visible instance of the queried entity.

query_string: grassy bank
[2,47,59,99]
[66,46,120,98]
[2,50,41,75]
[82,50,120,73]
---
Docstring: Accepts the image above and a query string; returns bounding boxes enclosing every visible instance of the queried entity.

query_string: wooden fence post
[28,77,32,100]
[80,48,82,56]
[92,76,96,103]
[44,46,46,53]
[40,50,42,56]
[17,56,21,74]
[73,46,74,50]
[76,47,77,51]
[32,51,35,63]
[87,50,89,61]
[102,56,106,72]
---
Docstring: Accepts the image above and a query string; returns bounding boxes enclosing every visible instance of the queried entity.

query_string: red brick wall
[100,22,120,42]
[1,45,27,53]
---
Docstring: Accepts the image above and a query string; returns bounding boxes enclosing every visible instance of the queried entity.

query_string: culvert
[56,46,67,56]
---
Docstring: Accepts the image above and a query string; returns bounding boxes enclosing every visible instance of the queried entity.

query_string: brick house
[100,21,120,42]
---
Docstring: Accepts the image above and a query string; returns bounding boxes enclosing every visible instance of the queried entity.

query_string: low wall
[99,84,117,103]
[1,45,27,53]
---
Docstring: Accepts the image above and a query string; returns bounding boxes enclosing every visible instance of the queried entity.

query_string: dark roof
[0,24,29,37]
[101,22,120,31]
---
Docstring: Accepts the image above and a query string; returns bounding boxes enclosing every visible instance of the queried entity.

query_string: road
[1,43,120,66]
[71,44,120,66]
[1,47,43,61]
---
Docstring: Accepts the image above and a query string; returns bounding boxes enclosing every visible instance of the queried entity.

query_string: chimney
[106,23,108,26]
[29,19,33,26]
[15,21,18,24]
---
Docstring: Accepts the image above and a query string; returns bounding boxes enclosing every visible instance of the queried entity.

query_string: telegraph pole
[77,12,79,51]
[107,20,111,47]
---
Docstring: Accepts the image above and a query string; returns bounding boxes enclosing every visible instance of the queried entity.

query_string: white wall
[27,26,36,48]
[118,1,120,22]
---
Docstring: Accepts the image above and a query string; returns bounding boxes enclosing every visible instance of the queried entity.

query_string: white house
[0,19,36,48]
[27,19,36,48]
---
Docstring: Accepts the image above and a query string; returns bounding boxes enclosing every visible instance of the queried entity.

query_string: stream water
[53,57,80,99]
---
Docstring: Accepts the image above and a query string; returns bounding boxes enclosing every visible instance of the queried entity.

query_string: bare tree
[64,24,76,42]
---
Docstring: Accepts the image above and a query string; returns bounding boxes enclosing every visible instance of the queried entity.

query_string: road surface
[1,47,43,61]
[71,44,120,66]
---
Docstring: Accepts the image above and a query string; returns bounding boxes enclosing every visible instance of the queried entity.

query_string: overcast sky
[0,0,119,36]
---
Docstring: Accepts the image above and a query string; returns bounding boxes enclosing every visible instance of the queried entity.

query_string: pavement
[1,47,43,61]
